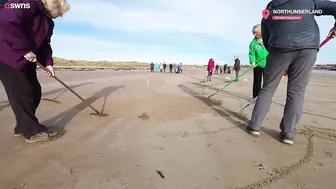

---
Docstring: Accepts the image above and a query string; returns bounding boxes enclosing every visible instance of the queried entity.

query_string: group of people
[206,56,241,81]
[214,64,232,75]
[150,62,183,74]
[1,0,336,146]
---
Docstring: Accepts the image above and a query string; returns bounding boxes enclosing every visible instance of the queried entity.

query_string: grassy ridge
[53,57,204,68]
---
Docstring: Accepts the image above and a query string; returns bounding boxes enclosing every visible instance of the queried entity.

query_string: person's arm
[261,18,270,51]
[37,20,54,66]
[1,0,37,54]
[248,41,256,65]
[38,40,53,66]
[313,0,336,27]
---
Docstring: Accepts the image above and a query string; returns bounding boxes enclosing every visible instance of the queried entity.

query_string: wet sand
[0,68,335,189]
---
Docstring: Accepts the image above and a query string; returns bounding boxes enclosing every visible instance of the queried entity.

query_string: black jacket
[234,59,241,70]
[261,0,336,52]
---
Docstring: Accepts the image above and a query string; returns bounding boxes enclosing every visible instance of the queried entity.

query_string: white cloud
[51,34,215,64]
[53,0,336,64]
[60,0,270,43]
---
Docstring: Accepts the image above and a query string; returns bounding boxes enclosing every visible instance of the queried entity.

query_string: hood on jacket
[268,0,292,8]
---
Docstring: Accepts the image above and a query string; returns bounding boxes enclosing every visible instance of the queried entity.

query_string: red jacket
[207,59,214,71]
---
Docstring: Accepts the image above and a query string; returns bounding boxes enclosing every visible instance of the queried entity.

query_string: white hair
[252,24,261,35]
[42,0,70,18]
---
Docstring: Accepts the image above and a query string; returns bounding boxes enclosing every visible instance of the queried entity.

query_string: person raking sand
[0,0,70,143]
[246,0,336,145]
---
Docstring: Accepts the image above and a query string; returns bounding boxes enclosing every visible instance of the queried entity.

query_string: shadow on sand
[178,84,282,142]
[190,82,336,121]
[42,85,125,136]
[0,82,93,111]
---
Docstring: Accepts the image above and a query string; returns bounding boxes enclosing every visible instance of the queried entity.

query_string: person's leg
[248,51,294,135]
[253,67,263,98]
[235,70,239,81]
[0,62,48,138]
[279,49,317,144]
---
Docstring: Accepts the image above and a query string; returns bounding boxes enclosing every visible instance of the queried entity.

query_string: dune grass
[53,57,204,68]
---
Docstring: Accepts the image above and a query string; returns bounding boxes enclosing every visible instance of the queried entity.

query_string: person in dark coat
[0,0,70,143]
[169,63,173,73]
[163,62,166,72]
[215,64,219,74]
[150,62,154,72]
[246,0,336,145]
[224,64,227,74]
[233,56,241,81]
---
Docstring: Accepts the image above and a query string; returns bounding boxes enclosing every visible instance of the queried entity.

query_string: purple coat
[0,0,54,70]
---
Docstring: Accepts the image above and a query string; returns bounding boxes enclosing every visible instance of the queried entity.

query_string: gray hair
[42,0,70,18]
[252,24,261,35]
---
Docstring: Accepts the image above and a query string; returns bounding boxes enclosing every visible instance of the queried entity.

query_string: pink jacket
[207,59,214,71]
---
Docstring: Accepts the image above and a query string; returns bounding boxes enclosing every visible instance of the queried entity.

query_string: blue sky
[52,0,336,65]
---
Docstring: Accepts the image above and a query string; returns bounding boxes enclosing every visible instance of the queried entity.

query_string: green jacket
[248,38,268,68]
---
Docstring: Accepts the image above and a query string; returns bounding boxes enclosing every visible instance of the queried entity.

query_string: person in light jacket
[0,0,70,143]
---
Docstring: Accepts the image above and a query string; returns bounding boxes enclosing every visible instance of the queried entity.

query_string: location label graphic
[262,9,270,19]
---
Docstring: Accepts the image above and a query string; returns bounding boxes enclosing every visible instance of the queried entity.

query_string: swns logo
[4,0,30,9]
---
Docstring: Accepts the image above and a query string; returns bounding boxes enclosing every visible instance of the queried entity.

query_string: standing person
[246,0,336,145]
[227,66,231,74]
[215,64,219,74]
[206,58,215,81]
[233,56,241,81]
[224,64,227,74]
[249,24,268,98]
[173,63,176,73]
[160,63,163,72]
[163,62,167,72]
[0,0,70,143]
[150,62,154,72]
[169,63,173,73]
[177,63,181,73]
[154,63,159,72]
[179,63,183,74]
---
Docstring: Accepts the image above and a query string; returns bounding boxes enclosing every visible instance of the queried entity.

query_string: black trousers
[252,67,265,98]
[0,61,47,138]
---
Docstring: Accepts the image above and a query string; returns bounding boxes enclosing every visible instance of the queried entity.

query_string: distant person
[207,58,215,81]
[233,56,241,81]
[220,67,223,74]
[160,63,163,72]
[177,63,181,73]
[173,63,176,73]
[249,24,268,98]
[179,63,183,73]
[154,63,159,72]
[150,62,154,72]
[0,0,70,143]
[163,62,167,72]
[224,64,227,74]
[227,66,231,74]
[246,0,336,145]
[169,63,173,73]
[215,64,219,74]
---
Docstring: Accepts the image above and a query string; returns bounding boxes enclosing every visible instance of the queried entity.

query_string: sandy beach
[0,68,335,189]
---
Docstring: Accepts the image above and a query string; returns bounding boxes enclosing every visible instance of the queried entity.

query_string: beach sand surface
[0,68,335,189]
